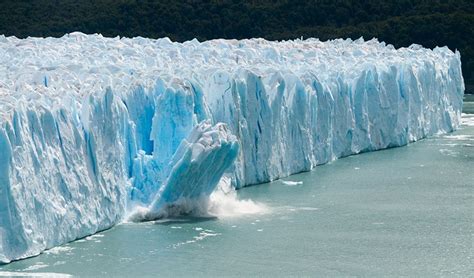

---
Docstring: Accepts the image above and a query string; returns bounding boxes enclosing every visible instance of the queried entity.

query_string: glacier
[0,33,464,263]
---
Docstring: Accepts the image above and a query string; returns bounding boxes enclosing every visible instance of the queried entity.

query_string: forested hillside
[0,0,472,89]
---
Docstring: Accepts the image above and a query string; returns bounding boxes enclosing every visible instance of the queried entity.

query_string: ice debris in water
[281,180,303,186]
[0,33,464,262]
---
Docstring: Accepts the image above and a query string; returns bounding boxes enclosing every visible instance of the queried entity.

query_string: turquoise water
[1,100,473,277]
[464,94,474,114]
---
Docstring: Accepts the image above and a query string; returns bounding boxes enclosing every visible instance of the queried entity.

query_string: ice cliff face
[0,33,464,263]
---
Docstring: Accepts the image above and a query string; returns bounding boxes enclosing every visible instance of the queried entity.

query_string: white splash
[44,246,74,255]
[127,177,269,221]
[207,178,270,218]
[22,263,48,271]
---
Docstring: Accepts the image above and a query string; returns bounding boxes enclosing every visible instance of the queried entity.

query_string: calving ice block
[0,33,464,262]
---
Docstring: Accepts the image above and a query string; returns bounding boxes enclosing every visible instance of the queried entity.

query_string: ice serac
[0,90,129,263]
[0,33,465,262]
[129,121,239,221]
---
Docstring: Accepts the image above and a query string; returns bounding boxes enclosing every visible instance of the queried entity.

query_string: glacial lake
[1,96,473,277]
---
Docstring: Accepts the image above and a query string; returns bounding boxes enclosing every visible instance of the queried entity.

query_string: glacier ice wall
[0,33,464,262]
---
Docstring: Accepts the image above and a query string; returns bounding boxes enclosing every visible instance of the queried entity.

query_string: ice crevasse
[0,33,464,263]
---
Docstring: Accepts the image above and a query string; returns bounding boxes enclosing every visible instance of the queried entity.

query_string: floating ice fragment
[281,180,304,186]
